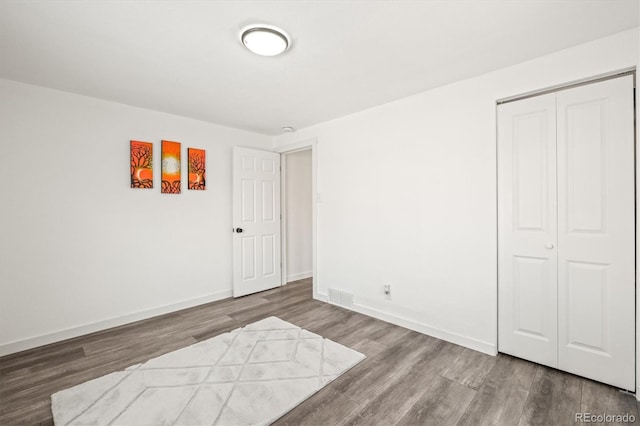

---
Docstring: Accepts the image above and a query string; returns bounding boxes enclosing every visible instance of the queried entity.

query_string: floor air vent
[327,288,354,308]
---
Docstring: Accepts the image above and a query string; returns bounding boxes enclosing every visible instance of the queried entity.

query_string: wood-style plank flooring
[1,278,638,425]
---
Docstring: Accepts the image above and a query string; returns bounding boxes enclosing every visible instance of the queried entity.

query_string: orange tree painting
[188,148,206,190]
[130,140,153,188]
[161,140,181,194]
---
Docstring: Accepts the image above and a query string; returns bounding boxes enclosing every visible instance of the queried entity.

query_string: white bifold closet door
[498,75,635,391]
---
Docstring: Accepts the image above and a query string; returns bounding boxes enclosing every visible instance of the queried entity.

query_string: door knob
[545,242,554,249]
[234,227,244,233]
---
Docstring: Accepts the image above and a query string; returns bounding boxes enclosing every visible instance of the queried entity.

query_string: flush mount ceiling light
[281,126,295,132]
[241,25,290,56]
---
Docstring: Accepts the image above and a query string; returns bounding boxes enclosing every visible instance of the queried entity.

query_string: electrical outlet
[383,284,391,297]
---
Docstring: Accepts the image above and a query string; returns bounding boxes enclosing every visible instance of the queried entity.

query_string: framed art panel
[188,148,206,190]
[161,140,181,194]
[130,140,153,188]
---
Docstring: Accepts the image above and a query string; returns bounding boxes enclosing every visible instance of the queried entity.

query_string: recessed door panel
[262,159,275,173]
[565,261,607,353]
[241,236,256,280]
[513,256,549,339]
[262,180,275,222]
[241,179,256,223]
[514,112,548,231]
[565,100,606,233]
[262,234,275,277]
[242,156,256,172]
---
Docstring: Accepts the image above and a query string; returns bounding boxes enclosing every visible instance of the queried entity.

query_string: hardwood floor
[1,278,638,425]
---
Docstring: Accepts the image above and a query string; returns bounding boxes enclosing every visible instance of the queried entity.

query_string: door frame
[495,68,638,396]
[276,138,319,299]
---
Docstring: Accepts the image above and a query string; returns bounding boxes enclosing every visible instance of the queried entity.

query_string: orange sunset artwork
[130,140,153,188]
[161,140,181,194]
[188,148,206,190]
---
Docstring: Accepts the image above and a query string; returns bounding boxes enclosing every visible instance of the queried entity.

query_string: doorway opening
[282,149,312,284]
[277,139,318,298]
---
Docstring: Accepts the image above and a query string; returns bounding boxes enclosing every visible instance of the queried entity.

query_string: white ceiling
[0,1,637,135]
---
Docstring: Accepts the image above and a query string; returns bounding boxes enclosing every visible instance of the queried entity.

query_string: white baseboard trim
[0,290,232,357]
[351,303,497,355]
[315,291,329,303]
[287,271,312,283]
[315,292,496,356]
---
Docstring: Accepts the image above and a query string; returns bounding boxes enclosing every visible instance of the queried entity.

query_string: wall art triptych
[129,140,206,193]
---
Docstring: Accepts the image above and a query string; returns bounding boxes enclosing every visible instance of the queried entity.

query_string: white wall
[285,150,313,282]
[0,79,271,355]
[274,28,639,355]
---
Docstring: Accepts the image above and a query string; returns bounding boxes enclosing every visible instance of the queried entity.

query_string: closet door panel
[498,93,558,368]
[556,75,635,391]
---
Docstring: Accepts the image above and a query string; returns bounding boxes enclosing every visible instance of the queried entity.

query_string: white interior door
[556,76,635,391]
[232,147,281,297]
[498,93,559,369]
[498,75,635,391]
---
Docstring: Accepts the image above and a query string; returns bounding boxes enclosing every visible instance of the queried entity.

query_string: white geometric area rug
[51,316,365,425]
